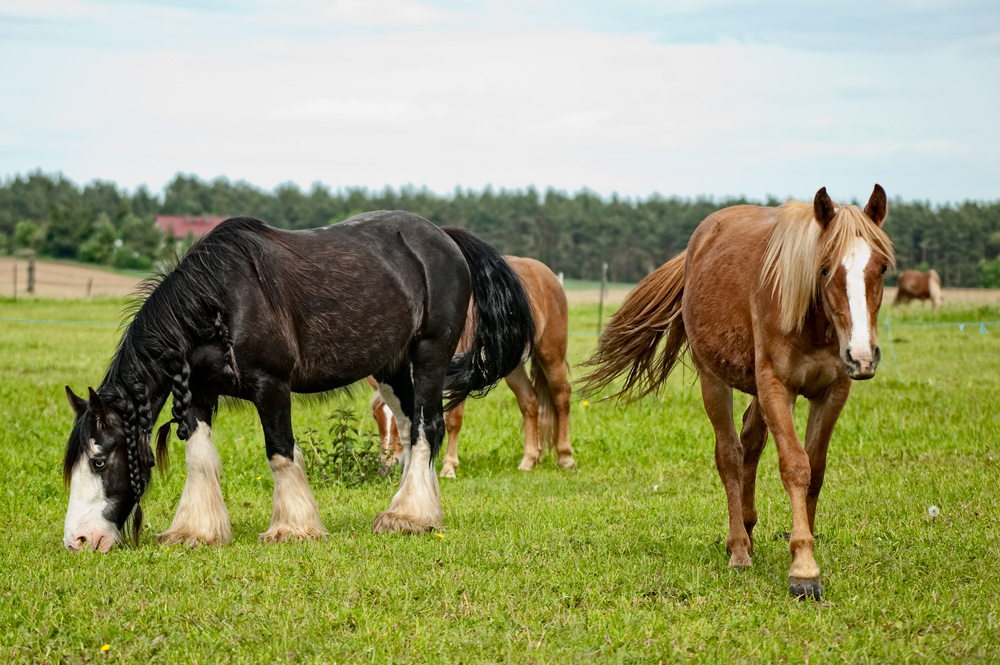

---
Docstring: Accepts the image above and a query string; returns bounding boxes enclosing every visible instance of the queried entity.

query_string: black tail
[442,228,535,411]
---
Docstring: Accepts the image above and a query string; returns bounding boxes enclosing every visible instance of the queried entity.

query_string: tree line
[2,170,999,287]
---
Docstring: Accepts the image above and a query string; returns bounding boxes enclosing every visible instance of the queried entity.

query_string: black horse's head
[63,387,149,552]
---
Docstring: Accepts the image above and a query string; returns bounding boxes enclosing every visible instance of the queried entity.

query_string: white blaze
[63,446,118,552]
[843,239,874,362]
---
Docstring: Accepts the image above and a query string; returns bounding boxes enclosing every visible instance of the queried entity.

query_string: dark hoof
[788,576,824,600]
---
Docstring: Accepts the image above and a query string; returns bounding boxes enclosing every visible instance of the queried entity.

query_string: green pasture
[0,297,998,664]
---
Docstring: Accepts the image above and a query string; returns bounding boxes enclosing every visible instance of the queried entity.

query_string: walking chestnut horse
[61,212,534,551]
[370,256,575,476]
[894,269,942,307]
[581,186,893,599]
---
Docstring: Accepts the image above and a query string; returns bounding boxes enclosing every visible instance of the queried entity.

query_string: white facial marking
[843,238,874,362]
[64,455,118,552]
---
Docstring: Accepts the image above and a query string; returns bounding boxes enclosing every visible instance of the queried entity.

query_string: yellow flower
[101,644,110,652]
[435,532,444,539]
[581,400,589,406]
[256,476,261,480]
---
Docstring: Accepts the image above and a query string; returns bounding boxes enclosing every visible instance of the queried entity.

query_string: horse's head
[814,185,893,380]
[62,386,146,552]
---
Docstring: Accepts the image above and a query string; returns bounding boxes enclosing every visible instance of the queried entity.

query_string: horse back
[215,212,470,393]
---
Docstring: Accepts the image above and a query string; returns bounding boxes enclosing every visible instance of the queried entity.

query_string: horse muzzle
[842,345,881,380]
[64,528,117,553]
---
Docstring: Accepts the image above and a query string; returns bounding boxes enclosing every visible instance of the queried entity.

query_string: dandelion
[101,644,110,652]
[256,476,261,480]
[928,505,940,518]
[436,532,445,539]
[581,400,589,407]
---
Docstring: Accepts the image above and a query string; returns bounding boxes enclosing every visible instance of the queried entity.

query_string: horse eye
[881,265,887,274]
[92,459,106,471]
[820,267,829,277]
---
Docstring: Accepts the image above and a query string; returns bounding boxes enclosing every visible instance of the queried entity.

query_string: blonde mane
[761,200,896,333]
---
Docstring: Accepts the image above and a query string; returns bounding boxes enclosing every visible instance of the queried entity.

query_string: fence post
[597,262,608,333]
[86,278,93,298]
[13,264,16,302]
[27,250,35,295]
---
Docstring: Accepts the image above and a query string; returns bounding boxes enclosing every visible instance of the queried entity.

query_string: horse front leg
[804,378,851,533]
[697,370,751,568]
[756,372,822,599]
[257,387,327,543]
[158,406,232,546]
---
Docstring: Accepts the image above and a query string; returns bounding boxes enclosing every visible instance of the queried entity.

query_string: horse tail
[579,251,688,401]
[441,228,535,411]
[530,359,558,449]
[928,269,942,307]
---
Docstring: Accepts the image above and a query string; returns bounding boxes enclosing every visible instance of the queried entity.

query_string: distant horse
[61,212,534,551]
[894,269,942,307]
[370,256,575,476]
[581,186,893,599]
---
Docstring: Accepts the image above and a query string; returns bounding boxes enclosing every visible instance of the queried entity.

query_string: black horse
[62,211,535,551]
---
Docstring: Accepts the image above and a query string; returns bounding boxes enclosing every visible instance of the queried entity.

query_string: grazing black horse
[62,211,534,551]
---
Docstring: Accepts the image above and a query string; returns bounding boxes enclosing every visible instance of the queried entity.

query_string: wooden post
[597,262,608,333]
[86,278,93,298]
[12,264,16,302]
[27,250,35,295]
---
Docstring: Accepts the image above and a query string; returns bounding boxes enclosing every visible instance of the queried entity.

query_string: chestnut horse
[61,212,534,551]
[581,186,893,599]
[370,256,575,476]
[894,269,942,307]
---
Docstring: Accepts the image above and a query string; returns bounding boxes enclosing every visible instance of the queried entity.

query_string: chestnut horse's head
[813,185,894,379]
[62,387,149,552]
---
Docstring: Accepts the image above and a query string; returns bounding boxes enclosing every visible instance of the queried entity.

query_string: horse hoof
[439,466,457,479]
[728,552,752,569]
[517,459,536,471]
[788,576,824,600]
[557,456,576,470]
[372,510,433,535]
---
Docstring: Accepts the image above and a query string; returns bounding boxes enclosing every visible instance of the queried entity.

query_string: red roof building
[156,215,228,239]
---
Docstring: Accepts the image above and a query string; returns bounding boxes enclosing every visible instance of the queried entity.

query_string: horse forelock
[761,200,895,334]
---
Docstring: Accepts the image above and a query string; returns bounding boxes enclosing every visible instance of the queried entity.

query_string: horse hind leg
[504,365,541,471]
[439,402,464,478]
[373,347,447,534]
[158,418,232,546]
[739,397,769,549]
[698,371,752,568]
[538,357,574,469]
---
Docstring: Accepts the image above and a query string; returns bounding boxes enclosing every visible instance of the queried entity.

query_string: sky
[1,0,999,204]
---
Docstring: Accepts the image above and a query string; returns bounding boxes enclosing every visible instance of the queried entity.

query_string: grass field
[1,297,998,664]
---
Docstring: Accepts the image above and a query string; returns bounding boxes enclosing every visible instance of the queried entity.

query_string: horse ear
[864,184,887,227]
[813,187,836,228]
[66,386,88,415]
[87,387,110,429]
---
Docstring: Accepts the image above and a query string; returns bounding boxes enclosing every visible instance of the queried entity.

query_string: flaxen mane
[761,201,895,334]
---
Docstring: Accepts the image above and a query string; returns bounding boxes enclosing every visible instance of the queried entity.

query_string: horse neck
[99,332,180,430]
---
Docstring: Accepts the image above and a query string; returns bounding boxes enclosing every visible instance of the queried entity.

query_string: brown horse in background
[371,256,574,476]
[894,269,942,307]
[582,186,893,599]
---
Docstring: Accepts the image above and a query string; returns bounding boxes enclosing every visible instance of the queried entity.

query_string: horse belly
[682,213,764,395]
